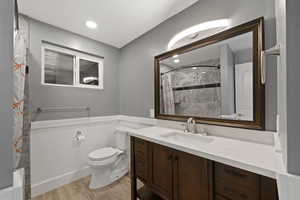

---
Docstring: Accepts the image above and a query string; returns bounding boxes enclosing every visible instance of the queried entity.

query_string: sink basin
[159,131,214,145]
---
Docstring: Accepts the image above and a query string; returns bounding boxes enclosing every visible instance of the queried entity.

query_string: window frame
[41,43,104,90]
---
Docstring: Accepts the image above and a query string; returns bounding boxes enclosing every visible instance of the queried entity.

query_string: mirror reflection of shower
[160,32,253,121]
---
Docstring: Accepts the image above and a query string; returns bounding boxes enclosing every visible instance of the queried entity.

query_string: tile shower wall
[174,88,221,117]
[170,63,221,117]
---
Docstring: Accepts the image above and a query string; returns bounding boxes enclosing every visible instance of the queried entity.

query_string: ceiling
[19,0,198,48]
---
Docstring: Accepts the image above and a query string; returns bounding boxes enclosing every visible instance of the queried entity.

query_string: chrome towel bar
[36,106,90,113]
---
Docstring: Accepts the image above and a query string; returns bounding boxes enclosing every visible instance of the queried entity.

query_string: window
[42,43,103,89]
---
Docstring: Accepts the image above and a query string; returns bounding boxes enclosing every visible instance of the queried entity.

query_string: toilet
[88,130,129,189]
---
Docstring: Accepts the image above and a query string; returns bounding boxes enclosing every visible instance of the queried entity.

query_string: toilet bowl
[88,130,129,189]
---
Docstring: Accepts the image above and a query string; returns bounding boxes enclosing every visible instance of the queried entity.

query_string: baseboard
[31,166,91,198]
[0,169,24,200]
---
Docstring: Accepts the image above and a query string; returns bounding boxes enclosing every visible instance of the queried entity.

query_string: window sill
[41,83,104,90]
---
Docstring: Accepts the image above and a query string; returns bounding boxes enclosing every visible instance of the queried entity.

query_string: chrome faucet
[184,117,196,134]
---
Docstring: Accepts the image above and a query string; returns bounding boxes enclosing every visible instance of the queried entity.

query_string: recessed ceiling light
[174,59,180,63]
[192,67,197,70]
[86,20,98,29]
[172,54,179,58]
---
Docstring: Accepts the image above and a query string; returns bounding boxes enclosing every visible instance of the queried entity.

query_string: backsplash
[156,119,275,145]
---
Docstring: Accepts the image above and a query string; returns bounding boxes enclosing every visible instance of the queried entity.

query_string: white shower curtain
[12,29,27,169]
[161,73,175,115]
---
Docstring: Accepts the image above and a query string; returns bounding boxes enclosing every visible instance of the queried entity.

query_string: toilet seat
[89,147,118,161]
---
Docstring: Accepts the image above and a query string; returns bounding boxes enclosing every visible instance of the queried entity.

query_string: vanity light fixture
[174,59,180,63]
[86,20,98,29]
[167,19,230,50]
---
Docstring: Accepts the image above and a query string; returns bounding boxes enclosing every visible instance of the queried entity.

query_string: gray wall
[220,44,235,115]
[28,18,120,121]
[119,0,277,130]
[286,0,300,175]
[235,48,252,64]
[0,0,14,189]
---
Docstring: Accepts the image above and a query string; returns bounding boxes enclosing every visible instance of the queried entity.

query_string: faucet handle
[198,126,208,136]
[187,117,194,123]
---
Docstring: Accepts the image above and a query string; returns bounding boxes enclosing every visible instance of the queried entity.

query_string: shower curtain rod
[161,64,220,75]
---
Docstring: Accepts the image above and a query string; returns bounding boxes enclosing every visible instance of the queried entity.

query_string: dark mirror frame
[154,17,265,130]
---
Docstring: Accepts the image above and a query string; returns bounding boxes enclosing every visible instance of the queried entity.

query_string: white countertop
[127,126,284,179]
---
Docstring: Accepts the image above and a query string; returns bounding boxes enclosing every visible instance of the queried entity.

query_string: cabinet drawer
[133,138,148,182]
[215,180,259,200]
[215,163,259,190]
[134,138,148,157]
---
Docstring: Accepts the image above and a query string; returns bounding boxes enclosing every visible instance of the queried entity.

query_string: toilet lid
[88,147,118,161]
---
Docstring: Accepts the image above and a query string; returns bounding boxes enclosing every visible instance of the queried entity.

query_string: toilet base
[111,166,129,183]
[89,165,129,189]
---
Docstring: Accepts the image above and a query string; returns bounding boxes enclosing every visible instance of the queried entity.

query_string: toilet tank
[115,130,128,150]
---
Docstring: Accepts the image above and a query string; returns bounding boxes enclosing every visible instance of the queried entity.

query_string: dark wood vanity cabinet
[132,138,149,183]
[148,142,173,200]
[149,144,212,200]
[131,138,211,200]
[214,163,279,200]
[131,137,278,200]
[172,150,211,200]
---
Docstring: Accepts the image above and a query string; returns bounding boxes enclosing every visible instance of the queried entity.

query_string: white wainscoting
[31,114,276,197]
[30,115,156,197]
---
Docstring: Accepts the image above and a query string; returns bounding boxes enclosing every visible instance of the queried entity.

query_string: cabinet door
[149,143,173,200]
[173,151,211,200]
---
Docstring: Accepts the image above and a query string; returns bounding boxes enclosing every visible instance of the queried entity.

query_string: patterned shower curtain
[13,29,27,169]
[161,73,175,115]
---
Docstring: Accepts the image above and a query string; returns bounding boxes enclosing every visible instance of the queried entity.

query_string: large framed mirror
[155,18,265,130]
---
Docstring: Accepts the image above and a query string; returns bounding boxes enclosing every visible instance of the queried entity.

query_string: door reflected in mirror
[159,32,253,121]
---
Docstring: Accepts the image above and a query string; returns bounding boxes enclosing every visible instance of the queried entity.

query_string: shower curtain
[161,73,175,115]
[13,8,31,199]
[14,19,32,200]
